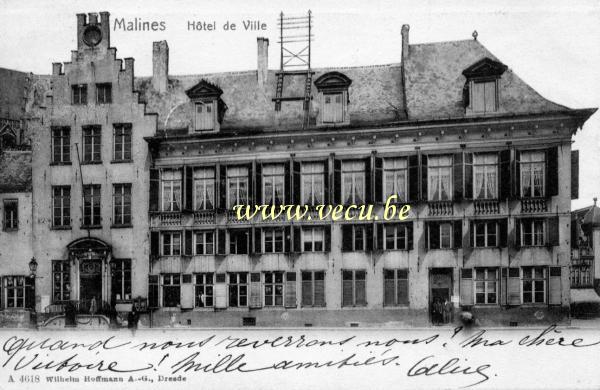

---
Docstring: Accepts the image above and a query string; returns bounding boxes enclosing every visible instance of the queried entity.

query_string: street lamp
[28,257,38,278]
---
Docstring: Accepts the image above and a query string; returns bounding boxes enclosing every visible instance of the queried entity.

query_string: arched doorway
[67,237,111,310]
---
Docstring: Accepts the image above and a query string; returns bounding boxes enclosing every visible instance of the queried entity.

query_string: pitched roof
[135,63,405,132]
[403,39,569,120]
[0,151,31,193]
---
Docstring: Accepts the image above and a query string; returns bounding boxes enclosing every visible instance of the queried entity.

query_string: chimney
[257,37,269,88]
[401,24,410,62]
[152,41,169,93]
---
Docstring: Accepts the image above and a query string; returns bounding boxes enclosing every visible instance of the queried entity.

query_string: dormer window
[185,79,227,133]
[314,72,352,125]
[462,58,507,114]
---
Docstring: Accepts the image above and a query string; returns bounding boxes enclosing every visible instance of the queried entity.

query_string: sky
[0,0,598,209]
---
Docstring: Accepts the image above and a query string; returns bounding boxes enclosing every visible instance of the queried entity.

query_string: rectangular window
[342,160,365,204]
[302,227,324,252]
[3,276,27,308]
[72,84,87,105]
[113,184,131,226]
[52,261,71,303]
[162,232,181,256]
[264,271,284,306]
[473,154,498,199]
[194,167,215,210]
[471,80,497,113]
[229,229,249,254]
[228,272,248,307]
[82,184,101,227]
[323,92,343,123]
[51,127,70,163]
[82,125,101,163]
[520,151,545,198]
[263,227,284,253]
[428,222,453,249]
[342,270,367,307]
[384,224,409,250]
[301,271,325,306]
[111,259,132,301]
[473,221,498,247]
[195,273,214,307]
[474,268,498,304]
[427,155,453,201]
[262,164,285,205]
[227,166,249,208]
[384,269,409,306]
[162,274,180,307]
[301,162,325,205]
[113,123,132,162]
[195,102,214,131]
[522,267,546,304]
[194,230,214,255]
[52,186,71,227]
[440,222,452,249]
[521,219,545,246]
[383,158,407,203]
[161,168,182,212]
[3,199,18,231]
[96,83,112,104]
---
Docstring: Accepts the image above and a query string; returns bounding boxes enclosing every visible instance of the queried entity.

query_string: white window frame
[440,222,452,249]
[227,166,249,208]
[427,155,453,201]
[161,169,182,212]
[113,123,131,162]
[301,162,325,205]
[384,224,408,250]
[383,157,408,203]
[264,271,285,306]
[520,151,546,198]
[112,183,131,226]
[521,219,545,247]
[302,227,325,252]
[52,261,71,303]
[262,164,285,205]
[194,273,214,308]
[82,126,101,163]
[3,276,27,308]
[52,186,71,227]
[341,160,366,205]
[474,268,498,305]
[228,272,248,307]
[111,259,132,301]
[82,184,101,226]
[51,127,70,163]
[193,167,215,210]
[96,83,112,104]
[263,227,285,253]
[194,230,214,255]
[473,153,498,200]
[161,232,182,256]
[522,267,547,304]
[473,221,498,248]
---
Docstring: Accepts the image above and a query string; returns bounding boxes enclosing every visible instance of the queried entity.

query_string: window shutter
[247,163,254,205]
[498,218,508,247]
[374,156,383,203]
[420,154,428,201]
[219,165,227,209]
[184,229,193,256]
[549,267,562,305]
[148,275,159,308]
[355,273,366,305]
[150,231,160,257]
[284,160,291,205]
[365,155,372,204]
[547,216,559,246]
[341,225,353,252]
[453,152,464,201]
[323,158,330,205]
[149,168,160,212]
[284,226,292,253]
[514,219,521,249]
[464,153,473,199]
[366,224,374,251]
[333,159,342,204]
[513,150,521,199]
[301,272,313,306]
[25,277,35,310]
[500,268,508,305]
[324,226,331,252]
[214,278,228,308]
[217,228,226,255]
[285,272,297,308]
[247,227,253,255]
[255,163,262,205]
[384,272,395,306]
[453,220,463,249]
[459,268,473,306]
[499,150,511,200]
[571,150,579,200]
[428,222,440,250]
[254,228,262,254]
[180,278,194,309]
[546,147,559,197]
[293,226,301,252]
[469,221,474,248]
[292,160,301,204]
[376,223,384,250]
[184,166,193,211]
[408,154,419,202]
[507,268,521,305]
[314,272,325,306]
[407,222,414,250]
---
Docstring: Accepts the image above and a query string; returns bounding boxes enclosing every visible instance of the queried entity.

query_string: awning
[570,289,600,303]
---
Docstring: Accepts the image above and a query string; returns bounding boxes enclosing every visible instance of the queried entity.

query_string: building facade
[0,11,596,328]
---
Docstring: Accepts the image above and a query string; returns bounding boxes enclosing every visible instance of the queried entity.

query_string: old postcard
[0,0,598,388]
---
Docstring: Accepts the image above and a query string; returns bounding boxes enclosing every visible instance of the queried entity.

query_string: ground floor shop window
[522,267,546,304]
[52,261,71,303]
[228,272,248,307]
[195,273,214,307]
[3,276,34,309]
[111,259,132,302]
[264,271,284,306]
[474,268,498,304]
[162,274,181,307]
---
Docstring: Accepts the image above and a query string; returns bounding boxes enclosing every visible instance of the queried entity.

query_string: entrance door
[80,261,102,309]
[429,268,453,324]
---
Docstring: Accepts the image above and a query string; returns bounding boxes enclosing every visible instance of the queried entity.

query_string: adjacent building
[0,11,596,327]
